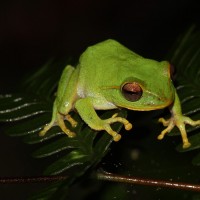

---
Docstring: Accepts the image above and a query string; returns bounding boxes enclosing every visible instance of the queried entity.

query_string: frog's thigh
[57,65,79,115]
[75,98,122,141]
[56,65,75,97]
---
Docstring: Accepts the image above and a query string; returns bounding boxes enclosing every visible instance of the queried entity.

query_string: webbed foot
[39,113,77,138]
[158,116,200,148]
[103,113,133,141]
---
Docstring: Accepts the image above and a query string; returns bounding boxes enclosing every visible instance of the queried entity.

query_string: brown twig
[96,171,200,192]
[0,176,67,184]
[1,171,200,192]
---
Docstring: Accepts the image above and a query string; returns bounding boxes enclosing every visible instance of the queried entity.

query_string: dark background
[0,0,199,92]
[0,0,200,199]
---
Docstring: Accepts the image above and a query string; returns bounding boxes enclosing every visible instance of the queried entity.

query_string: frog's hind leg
[39,102,77,137]
[65,114,78,128]
[39,101,58,136]
[39,64,79,138]
[57,113,76,138]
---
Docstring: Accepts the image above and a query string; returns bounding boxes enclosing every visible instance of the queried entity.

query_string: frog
[39,39,200,149]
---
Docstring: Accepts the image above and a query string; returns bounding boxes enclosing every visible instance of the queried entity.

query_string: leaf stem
[0,176,67,184]
[96,170,200,192]
[1,171,200,192]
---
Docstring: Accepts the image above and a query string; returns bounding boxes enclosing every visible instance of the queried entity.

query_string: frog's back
[77,39,141,95]
[79,39,140,71]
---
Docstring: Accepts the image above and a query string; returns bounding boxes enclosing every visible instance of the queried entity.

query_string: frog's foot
[110,113,133,130]
[39,121,56,137]
[103,113,133,141]
[65,114,78,128]
[39,114,76,138]
[57,113,76,138]
[158,116,200,148]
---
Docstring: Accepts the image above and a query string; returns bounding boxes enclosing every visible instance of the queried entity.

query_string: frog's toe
[65,114,78,128]
[39,122,55,136]
[60,125,76,138]
[113,133,121,142]
[158,117,170,126]
[183,142,191,149]
[157,134,164,140]
[125,122,132,130]
[67,131,76,138]
[39,129,46,137]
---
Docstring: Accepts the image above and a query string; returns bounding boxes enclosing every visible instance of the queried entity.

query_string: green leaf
[166,26,200,165]
[44,150,91,175]
[0,94,51,122]
[28,182,62,200]
[0,58,127,199]
[5,113,51,136]
[21,58,74,98]
[32,110,126,175]
[27,110,126,199]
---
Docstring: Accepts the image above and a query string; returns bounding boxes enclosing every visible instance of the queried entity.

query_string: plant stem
[96,170,200,192]
[0,176,67,184]
[1,171,200,192]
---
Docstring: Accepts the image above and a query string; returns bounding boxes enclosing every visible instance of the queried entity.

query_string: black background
[0,0,199,92]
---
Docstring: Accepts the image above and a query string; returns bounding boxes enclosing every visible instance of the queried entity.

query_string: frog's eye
[121,82,143,101]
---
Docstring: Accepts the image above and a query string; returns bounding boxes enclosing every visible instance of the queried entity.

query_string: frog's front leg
[158,92,200,148]
[75,98,132,141]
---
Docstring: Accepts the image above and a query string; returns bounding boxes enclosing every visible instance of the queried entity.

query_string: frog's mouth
[121,89,174,111]
[124,101,173,111]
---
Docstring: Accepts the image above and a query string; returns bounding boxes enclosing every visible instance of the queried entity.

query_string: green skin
[39,39,200,148]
